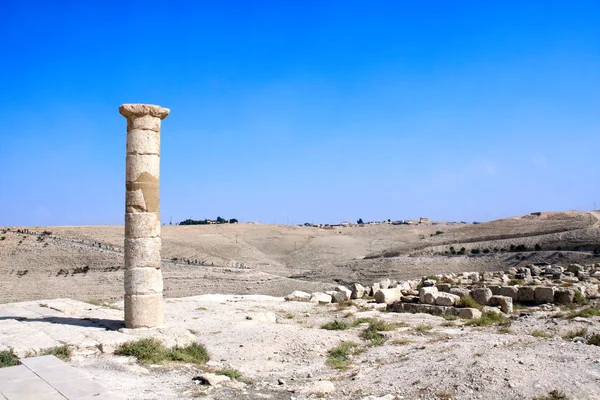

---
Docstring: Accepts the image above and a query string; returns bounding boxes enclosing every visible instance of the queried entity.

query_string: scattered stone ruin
[284,263,600,319]
[120,104,169,328]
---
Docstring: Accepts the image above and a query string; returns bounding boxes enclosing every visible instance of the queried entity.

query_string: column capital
[119,104,170,120]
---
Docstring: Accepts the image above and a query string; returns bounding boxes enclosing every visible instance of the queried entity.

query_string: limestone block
[125,237,161,269]
[401,295,418,303]
[489,295,513,314]
[126,154,160,182]
[310,292,332,304]
[349,283,365,299]
[471,287,493,305]
[422,279,436,287]
[125,293,164,328]
[458,308,482,319]
[419,286,438,304]
[554,289,574,304]
[127,181,159,213]
[396,281,413,293]
[127,115,161,132]
[499,286,519,300]
[331,291,349,303]
[583,283,599,298]
[374,288,403,304]
[527,265,542,276]
[489,285,502,295]
[335,286,352,301]
[534,286,555,303]
[379,278,391,290]
[126,189,148,213]
[127,129,160,155]
[449,288,470,298]
[483,306,502,315]
[284,291,311,302]
[370,282,381,296]
[125,268,163,295]
[518,286,535,303]
[125,212,161,238]
[436,283,451,293]
[120,104,170,120]
[433,292,460,306]
[423,292,436,305]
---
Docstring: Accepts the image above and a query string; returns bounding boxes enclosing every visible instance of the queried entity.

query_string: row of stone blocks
[387,302,482,319]
[443,284,586,305]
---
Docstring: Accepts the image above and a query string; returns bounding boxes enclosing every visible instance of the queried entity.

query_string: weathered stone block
[458,308,482,319]
[126,154,160,183]
[554,289,574,304]
[489,295,513,314]
[125,293,164,328]
[370,282,381,296]
[334,286,352,300]
[498,286,519,300]
[127,129,160,155]
[310,292,332,304]
[433,292,460,306]
[449,288,470,298]
[349,283,365,299]
[436,283,451,292]
[285,291,311,302]
[488,285,502,296]
[419,286,438,304]
[126,114,162,132]
[471,287,493,305]
[125,212,160,238]
[379,278,392,289]
[125,268,163,295]
[125,237,161,269]
[518,286,535,303]
[375,288,403,304]
[534,286,555,303]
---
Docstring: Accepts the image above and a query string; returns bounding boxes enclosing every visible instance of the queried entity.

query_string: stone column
[119,104,169,328]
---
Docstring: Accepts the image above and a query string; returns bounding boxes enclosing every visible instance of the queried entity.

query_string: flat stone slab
[0,355,125,400]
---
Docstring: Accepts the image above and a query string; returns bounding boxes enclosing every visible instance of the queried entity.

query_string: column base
[125,293,164,328]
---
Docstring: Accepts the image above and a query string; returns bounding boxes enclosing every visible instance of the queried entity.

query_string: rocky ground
[1,293,599,400]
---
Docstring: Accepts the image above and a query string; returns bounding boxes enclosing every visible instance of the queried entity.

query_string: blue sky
[0,1,599,226]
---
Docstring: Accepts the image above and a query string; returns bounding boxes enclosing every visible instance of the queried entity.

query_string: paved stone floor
[0,355,125,400]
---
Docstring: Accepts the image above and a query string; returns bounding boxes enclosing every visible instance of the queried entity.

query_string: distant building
[419,217,432,225]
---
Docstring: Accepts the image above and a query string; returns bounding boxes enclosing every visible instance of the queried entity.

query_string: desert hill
[1,210,599,304]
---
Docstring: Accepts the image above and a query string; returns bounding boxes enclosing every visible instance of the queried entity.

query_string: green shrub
[214,367,250,383]
[360,320,397,346]
[115,338,209,365]
[40,345,72,361]
[533,390,569,400]
[573,290,587,306]
[321,320,349,330]
[588,334,600,346]
[0,350,19,368]
[466,312,508,327]
[531,330,552,338]
[326,341,362,370]
[562,328,587,340]
[457,295,482,310]
[567,306,600,319]
[414,323,433,332]
[169,342,210,364]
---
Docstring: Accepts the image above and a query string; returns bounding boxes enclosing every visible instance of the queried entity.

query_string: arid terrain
[1,211,600,400]
[1,210,599,304]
